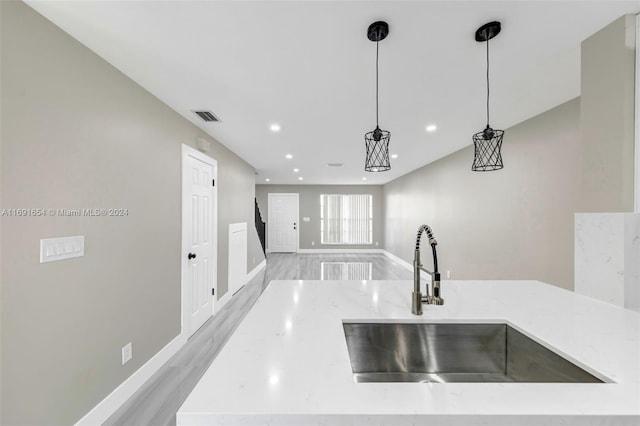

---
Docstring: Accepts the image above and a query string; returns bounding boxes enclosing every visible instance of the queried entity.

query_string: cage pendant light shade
[364,21,391,172]
[472,21,504,172]
[472,127,504,171]
[365,127,391,172]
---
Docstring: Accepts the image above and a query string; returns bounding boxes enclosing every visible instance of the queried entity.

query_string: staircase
[255,199,266,255]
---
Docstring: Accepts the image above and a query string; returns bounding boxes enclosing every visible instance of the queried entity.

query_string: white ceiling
[26,1,640,185]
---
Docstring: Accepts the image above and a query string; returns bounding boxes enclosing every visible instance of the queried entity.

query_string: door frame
[181,144,218,337]
[267,193,299,253]
[635,13,639,212]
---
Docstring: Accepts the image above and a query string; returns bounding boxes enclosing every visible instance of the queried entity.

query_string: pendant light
[364,21,391,172]
[472,21,504,172]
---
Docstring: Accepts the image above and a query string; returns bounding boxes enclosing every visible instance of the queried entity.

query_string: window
[320,194,372,245]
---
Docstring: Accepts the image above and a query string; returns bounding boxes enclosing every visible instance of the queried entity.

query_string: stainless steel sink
[342,322,604,383]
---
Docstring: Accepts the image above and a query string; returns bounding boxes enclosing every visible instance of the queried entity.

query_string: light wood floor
[105,253,412,425]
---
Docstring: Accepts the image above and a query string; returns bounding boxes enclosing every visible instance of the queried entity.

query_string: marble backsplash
[575,213,640,312]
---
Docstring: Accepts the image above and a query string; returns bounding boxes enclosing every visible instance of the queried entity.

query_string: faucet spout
[412,225,444,315]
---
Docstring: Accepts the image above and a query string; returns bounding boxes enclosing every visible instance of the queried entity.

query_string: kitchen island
[177,279,640,425]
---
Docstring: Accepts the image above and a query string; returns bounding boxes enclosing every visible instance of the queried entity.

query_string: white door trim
[635,13,639,212]
[181,144,218,337]
[267,193,299,253]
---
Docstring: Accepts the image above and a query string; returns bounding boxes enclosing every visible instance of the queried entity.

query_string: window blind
[320,194,372,245]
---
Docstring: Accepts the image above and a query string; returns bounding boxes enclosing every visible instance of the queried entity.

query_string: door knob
[188,253,197,259]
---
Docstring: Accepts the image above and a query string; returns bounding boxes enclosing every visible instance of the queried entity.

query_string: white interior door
[228,222,247,296]
[268,193,298,253]
[182,145,217,338]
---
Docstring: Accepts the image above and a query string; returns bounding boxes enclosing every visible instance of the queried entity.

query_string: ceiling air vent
[192,110,221,122]
[327,163,344,167]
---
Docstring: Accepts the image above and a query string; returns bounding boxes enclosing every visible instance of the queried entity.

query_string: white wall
[256,185,384,251]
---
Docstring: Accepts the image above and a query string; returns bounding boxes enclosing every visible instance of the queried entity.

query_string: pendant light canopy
[472,21,504,172]
[364,21,391,173]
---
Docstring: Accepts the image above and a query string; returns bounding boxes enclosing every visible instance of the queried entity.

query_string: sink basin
[342,322,604,383]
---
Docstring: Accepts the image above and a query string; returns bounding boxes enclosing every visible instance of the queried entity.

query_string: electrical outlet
[122,342,132,365]
[311,241,315,246]
[375,241,379,246]
[446,270,451,279]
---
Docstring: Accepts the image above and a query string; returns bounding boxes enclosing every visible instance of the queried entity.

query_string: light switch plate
[122,342,132,365]
[40,236,84,263]
[303,217,310,222]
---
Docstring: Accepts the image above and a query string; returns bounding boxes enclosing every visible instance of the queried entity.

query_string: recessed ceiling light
[391,154,398,159]
[298,177,303,181]
[270,123,281,132]
[426,124,437,132]
[362,177,367,181]
[293,168,299,172]
[265,178,270,182]
[285,154,293,159]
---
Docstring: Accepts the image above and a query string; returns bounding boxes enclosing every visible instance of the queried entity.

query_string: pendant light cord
[486,36,490,127]
[376,39,379,128]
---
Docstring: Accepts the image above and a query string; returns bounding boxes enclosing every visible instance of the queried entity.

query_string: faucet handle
[429,296,445,305]
[430,278,444,305]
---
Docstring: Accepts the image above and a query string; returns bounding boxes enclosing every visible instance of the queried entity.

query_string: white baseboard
[296,248,384,254]
[217,258,266,311]
[247,259,267,283]
[382,250,413,272]
[75,260,269,425]
[216,290,232,311]
[75,332,186,425]
[383,250,432,283]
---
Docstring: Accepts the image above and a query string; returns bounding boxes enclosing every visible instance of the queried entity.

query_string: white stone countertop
[177,280,640,425]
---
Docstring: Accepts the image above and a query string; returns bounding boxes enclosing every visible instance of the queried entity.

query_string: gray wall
[0,1,263,424]
[383,98,581,290]
[580,15,636,212]
[256,185,384,250]
[216,162,265,276]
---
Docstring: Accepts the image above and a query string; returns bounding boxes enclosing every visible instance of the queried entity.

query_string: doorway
[182,144,217,338]
[267,193,299,253]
